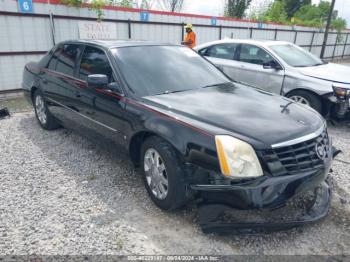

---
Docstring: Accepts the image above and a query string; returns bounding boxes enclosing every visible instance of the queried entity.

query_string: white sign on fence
[78,21,117,39]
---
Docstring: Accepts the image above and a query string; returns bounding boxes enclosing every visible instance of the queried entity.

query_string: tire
[140,136,187,210]
[286,90,323,114]
[33,89,60,130]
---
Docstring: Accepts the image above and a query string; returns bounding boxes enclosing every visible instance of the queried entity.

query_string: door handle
[75,91,81,98]
[42,78,48,84]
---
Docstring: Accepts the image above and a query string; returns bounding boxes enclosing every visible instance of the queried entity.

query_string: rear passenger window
[206,44,238,60]
[47,46,62,70]
[79,46,113,82]
[55,44,80,76]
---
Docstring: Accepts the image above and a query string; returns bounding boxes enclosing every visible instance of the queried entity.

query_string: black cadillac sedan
[22,40,333,232]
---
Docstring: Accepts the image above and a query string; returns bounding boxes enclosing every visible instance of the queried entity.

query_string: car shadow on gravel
[18,114,350,254]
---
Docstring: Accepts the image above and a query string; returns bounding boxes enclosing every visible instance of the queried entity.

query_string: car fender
[126,103,218,169]
[281,72,333,97]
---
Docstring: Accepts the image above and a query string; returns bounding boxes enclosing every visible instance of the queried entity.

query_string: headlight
[215,135,263,179]
[333,85,350,99]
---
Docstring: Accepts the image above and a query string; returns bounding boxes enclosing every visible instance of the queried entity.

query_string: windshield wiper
[313,62,327,66]
[294,65,310,68]
[153,82,232,96]
[295,61,327,67]
[201,82,232,89]
[154,89,192,96]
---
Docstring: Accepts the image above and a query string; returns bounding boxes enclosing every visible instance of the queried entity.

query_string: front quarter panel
[282,70,334,96]
[124,100,220,171]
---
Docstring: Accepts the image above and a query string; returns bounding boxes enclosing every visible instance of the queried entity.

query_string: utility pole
[48,0,56,45]
[320,0,336,59]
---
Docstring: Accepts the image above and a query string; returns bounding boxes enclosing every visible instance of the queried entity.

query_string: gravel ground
[0,111,350,256]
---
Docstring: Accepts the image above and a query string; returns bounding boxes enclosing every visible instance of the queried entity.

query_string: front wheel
[140,136,187,210]
[286,90,323,114]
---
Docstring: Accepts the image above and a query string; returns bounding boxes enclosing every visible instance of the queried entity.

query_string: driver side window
[239,44,273,65]
[79,46,114,82]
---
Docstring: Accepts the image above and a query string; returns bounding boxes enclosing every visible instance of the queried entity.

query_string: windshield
[269,44,324,67]
[113,46,229,97]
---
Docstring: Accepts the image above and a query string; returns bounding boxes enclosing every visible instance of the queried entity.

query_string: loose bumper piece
[197,181,331,234]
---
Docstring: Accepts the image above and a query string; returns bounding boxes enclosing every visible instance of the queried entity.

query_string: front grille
[259,128,330,177]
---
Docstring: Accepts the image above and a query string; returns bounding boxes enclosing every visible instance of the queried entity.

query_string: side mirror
[87,74,108,89]
[263,60,282,70]
[107,82,123,95]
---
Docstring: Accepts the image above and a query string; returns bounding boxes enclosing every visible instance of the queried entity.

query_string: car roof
[194,39,290,49]
[59,39,179,49]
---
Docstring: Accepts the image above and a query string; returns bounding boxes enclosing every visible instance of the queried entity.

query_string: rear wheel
[33,90,60,130]
[140,136,187,210]
[286,90,323,114]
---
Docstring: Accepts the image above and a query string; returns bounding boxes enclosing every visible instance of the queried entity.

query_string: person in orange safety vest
[181,23,196,49]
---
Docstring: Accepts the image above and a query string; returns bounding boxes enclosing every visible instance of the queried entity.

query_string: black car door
[74,45,128,146]
[41,43,84,127]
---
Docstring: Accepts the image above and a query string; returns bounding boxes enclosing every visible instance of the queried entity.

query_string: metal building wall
[0,0,349,92]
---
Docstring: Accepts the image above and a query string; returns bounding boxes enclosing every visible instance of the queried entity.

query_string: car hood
[298,63,350,84]
[143,83,324,149]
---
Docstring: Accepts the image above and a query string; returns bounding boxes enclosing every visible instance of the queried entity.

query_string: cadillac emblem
[315,141,327,160]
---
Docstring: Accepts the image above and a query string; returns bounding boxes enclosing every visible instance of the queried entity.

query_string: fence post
[309,31,315,51]
[274,28,278,40]
[293,31,298,43]
[320,0,336,58]
[128,19,131,39]
[331,34,338,60]
[49,13,56,46]
[249,27,253,39]
[181,22,184,42]
[219,25,222,40]
[342,33,349,58]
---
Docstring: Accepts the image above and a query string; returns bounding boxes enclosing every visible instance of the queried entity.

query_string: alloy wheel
[35,95,47,125]
[289,95,311,106]
[144,148,168,200]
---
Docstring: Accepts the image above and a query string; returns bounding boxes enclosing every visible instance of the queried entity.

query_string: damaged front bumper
[324,93,350,119]
[191,166,332,234]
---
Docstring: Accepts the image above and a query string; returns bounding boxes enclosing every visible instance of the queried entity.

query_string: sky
[181,0,350,26]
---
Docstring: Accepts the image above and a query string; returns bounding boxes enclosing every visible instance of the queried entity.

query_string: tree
[254,0,347,31]
[278,0,311,18]
[293,0,346,29]
[332,17,347,42]
[332,17,347,31]
[139,0,154,9]
[61,0,135,19]
[116,0,134,8]
[225,0,252,18]
[225,0,253,19]
[257,1,288,23]
[154,0,184,12]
